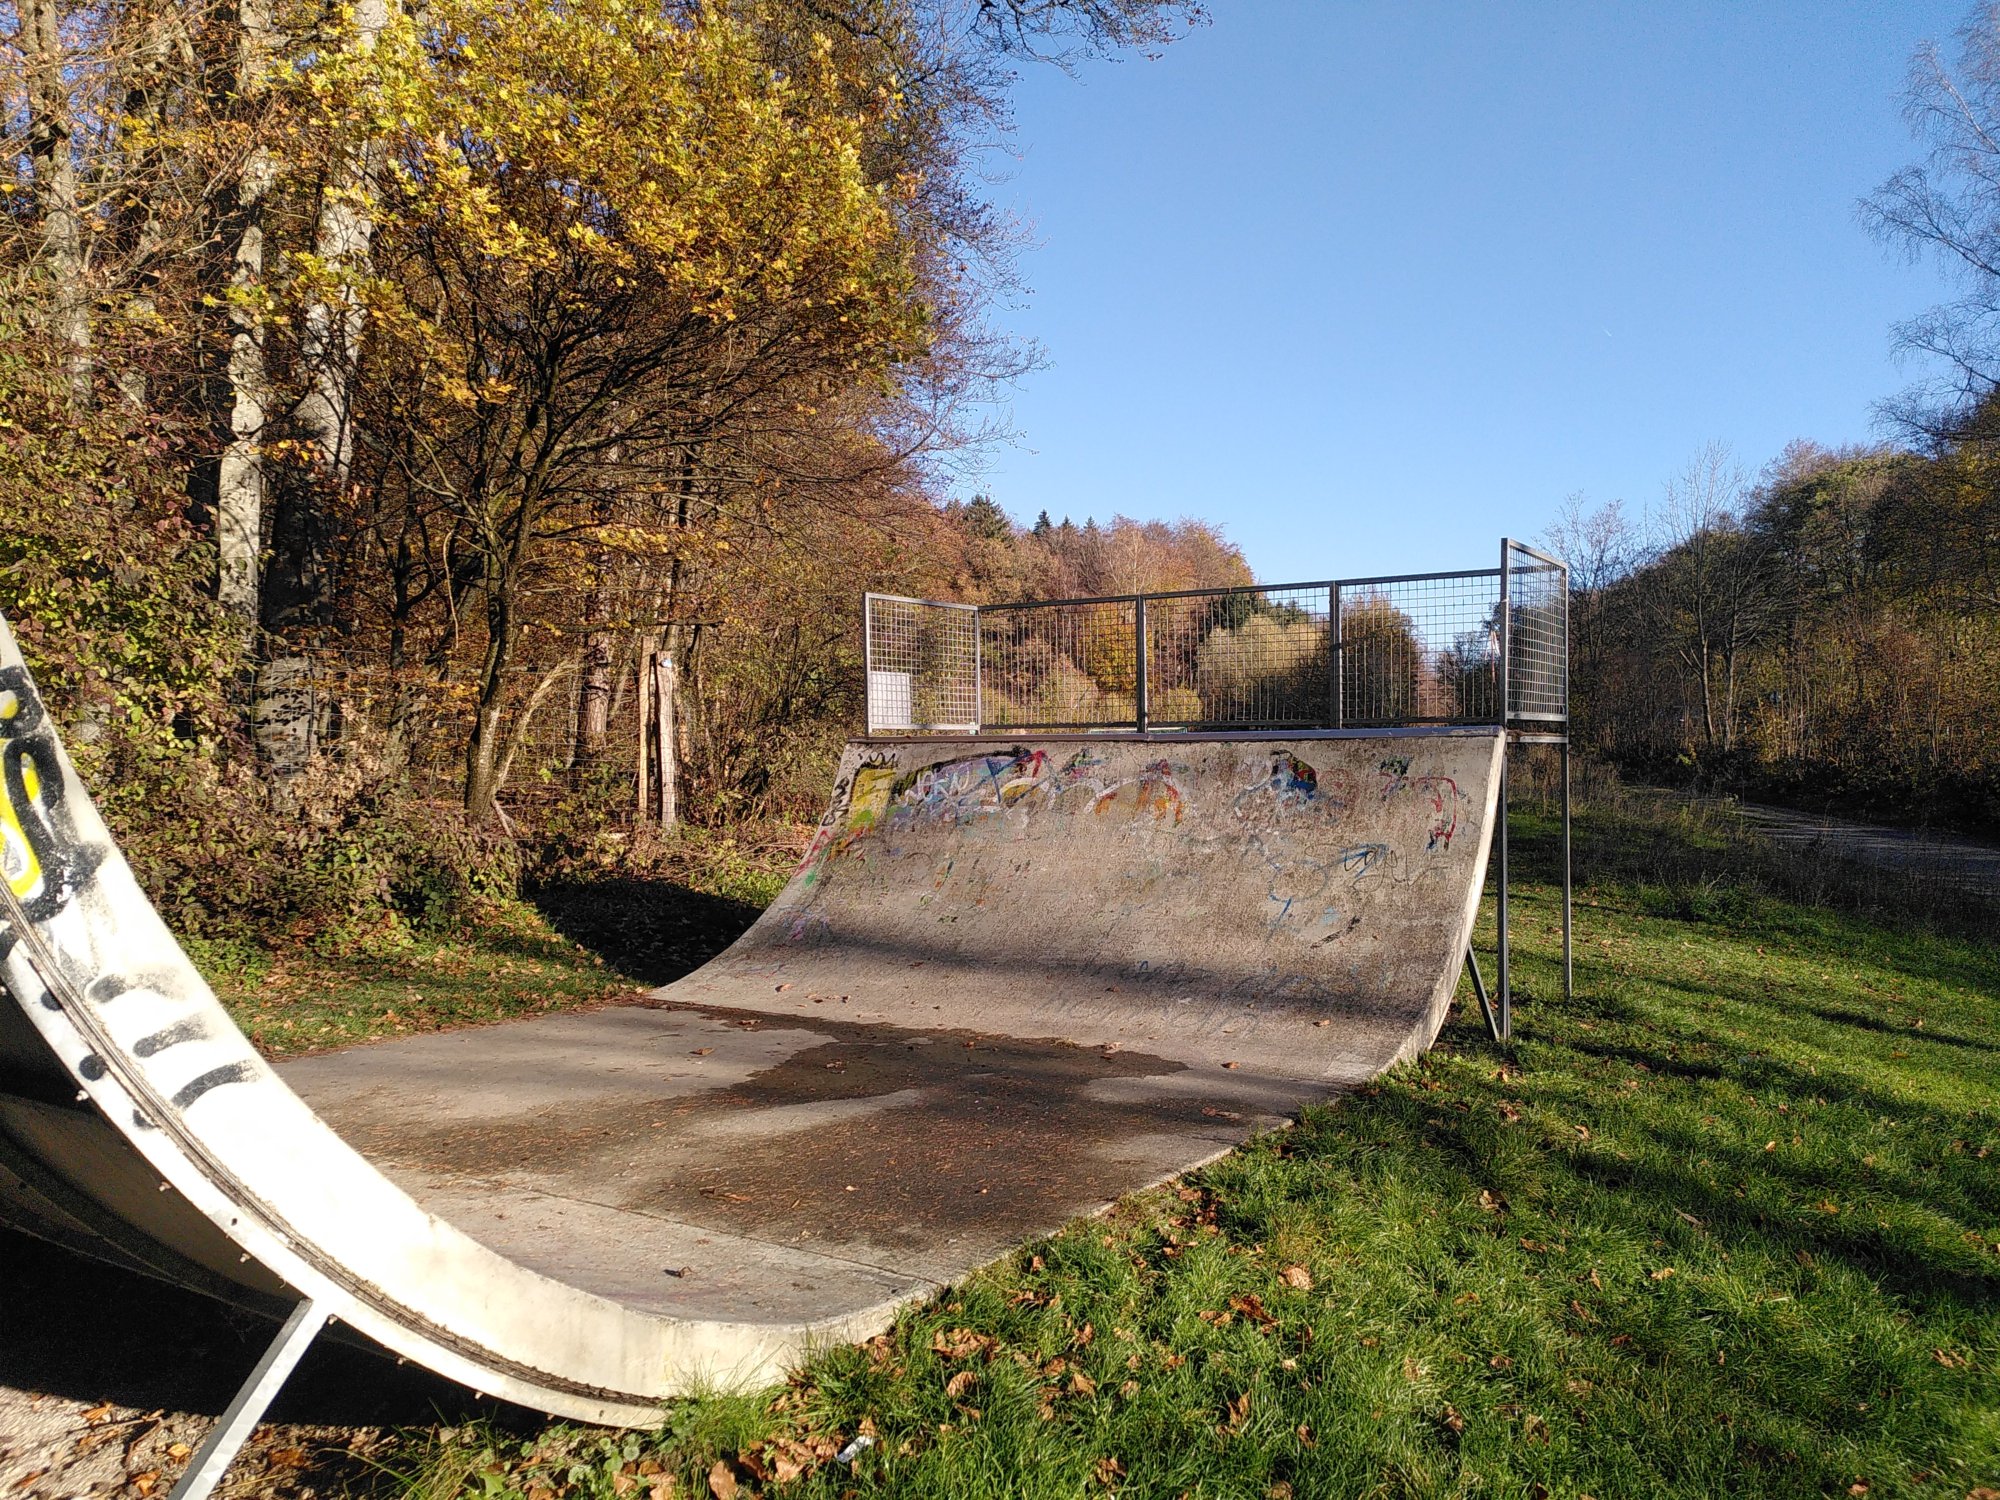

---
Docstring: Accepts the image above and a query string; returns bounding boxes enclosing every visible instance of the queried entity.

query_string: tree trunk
[216,0,280,630]
[655,652,678,827]
[574,544,617,763]
[23,0,90,406]
[464,542,526,819]
[295,0,390,492]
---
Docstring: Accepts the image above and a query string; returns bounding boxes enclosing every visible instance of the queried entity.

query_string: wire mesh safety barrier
[863,540,1567,736]
[1503,540,1569,724]
[863,594,981,733]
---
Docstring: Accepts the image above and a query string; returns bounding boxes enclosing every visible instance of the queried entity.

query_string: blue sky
[962,2,1968,582]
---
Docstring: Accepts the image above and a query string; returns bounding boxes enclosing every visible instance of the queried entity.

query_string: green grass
[378,799,2000,1500]
[194,899,638,1058]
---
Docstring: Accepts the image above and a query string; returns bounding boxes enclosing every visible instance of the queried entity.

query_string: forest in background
[0,0,1233,950]
[1551,16,2000,834]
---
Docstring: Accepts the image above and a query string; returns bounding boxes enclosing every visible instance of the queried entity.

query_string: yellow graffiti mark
[0,789,43,899]
[840,765,898,843]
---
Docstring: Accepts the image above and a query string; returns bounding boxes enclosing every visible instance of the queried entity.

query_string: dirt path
[1726,799,2000,898]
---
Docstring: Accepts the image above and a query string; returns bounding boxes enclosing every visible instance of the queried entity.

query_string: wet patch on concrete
[303,1000,1272,1270]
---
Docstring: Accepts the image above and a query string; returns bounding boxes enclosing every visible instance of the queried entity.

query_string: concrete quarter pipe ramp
[0,616,1502,1432]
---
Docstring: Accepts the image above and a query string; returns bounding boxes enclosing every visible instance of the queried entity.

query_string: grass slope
[385,803,2000,1500]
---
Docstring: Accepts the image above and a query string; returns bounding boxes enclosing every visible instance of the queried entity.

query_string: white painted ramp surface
[0,607,1501,1422]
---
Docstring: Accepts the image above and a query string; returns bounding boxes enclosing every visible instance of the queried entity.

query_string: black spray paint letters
[0,664,256,1114]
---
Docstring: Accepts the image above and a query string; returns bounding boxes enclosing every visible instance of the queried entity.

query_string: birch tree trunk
[295,0,391,491]
[215,0,279,629]
[23,0,90,406]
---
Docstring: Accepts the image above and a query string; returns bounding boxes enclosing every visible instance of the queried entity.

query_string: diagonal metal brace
[1467,945,1504,1044]
[168,1298,326,1500]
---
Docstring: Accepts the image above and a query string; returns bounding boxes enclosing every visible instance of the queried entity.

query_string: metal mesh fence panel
[865,594,981,733]
[980,598,1141,730]
[1504,541,1569,723]
[1337,571,1503,726]
[868,545,1564,737]
[1144,585,1333,728]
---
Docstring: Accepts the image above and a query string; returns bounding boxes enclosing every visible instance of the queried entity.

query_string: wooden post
[655,653,678,828]
[635,651,651,823]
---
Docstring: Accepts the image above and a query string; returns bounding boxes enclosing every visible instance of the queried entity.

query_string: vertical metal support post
[862,594,877,736]
[1330,581,1344,729]
[1561,738,1573,1003]
[1133,596,1149,733]
[972,606,984,734]
[168,1299,326,1500]
[1497,741,1510,1041]
[1496,538,1512,1041]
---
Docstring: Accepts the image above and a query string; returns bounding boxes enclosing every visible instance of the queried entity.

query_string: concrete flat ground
[285,997,1304,1328]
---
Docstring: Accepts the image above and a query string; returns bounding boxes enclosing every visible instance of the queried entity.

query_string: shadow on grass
[527,874,765,987]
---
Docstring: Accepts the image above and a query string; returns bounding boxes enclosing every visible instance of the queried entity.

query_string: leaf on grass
[1443,1404,1465,1433]
[1569,1299,1598,1324]
[1229,1294,1277,1329]
[1093,1456,1124,1486]
[1224,1391,1251,1431]
[1649,1267,1675,1281]
[1933,1348,1971,1370]
[706,1460,737,1500]
[931,1328,997,1361]
[945,1369,977,1398]
[1477,1189,1505,1214]
[1295,1421,1316,1449]
[1489,1353,1513,1369]
[1069,1371,1097,1398]
[1280,1264,1313,1291]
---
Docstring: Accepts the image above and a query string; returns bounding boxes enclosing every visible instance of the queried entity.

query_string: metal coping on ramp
[0,564,1561,1487]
